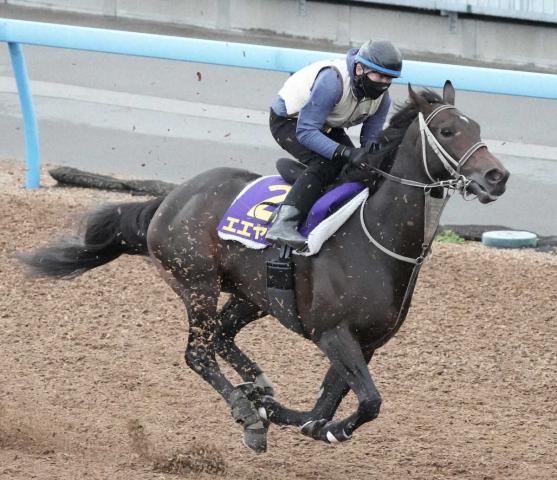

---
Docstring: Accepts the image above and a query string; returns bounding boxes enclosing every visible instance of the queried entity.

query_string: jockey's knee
[307,160,342,184]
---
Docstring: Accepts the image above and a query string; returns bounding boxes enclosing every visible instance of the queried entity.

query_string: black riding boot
[266,205,307,249]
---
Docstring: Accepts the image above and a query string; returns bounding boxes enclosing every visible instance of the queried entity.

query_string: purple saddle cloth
[217,175,365,248]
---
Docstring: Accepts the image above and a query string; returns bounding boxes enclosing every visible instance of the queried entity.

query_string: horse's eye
[440,128,453,138]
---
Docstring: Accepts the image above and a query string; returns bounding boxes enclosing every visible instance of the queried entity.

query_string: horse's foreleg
[261,347,374,427]
[214,295,274,395]
[300,325,382,444]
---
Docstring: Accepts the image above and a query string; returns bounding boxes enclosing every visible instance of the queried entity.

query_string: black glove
[333,145,368,170]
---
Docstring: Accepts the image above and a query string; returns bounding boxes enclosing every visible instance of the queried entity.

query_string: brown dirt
[0,158,555,480]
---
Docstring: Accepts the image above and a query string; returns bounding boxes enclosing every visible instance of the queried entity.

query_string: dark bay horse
[20,82,509,453]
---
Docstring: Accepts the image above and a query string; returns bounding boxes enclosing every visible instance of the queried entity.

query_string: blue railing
[1,18,557,188]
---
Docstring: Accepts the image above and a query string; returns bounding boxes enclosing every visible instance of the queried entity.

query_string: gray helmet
[355,40,403,78]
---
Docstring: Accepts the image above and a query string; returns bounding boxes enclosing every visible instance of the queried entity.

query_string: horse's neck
[364,128,433,259]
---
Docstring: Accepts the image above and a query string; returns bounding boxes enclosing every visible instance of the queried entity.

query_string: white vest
[278,59,384,129]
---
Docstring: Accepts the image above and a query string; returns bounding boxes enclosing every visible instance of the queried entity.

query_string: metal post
[8,42,40,189]
[441,9,459,33]
[298,0,307,17]
[448,11,458,33]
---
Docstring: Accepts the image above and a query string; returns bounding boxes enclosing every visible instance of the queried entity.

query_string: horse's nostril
[485,168,507,184]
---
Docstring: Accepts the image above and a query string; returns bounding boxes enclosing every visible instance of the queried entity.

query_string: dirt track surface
[1,159,555,480]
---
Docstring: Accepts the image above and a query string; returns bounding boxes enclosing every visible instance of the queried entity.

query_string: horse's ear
[408,83,433,115]
[443,80,455,105]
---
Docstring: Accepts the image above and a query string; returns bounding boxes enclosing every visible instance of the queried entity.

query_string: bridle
[360,103,488,265]
[419,105,486,184]
[368,103,487,195]
[358,102,488,345]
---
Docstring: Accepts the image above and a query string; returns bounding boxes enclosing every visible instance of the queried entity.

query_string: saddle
[216,158,368,256]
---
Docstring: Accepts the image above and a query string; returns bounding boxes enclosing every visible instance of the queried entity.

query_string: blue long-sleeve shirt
[271,53,391,160]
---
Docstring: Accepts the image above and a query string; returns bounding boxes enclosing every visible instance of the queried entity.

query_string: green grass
[436,230,465,244]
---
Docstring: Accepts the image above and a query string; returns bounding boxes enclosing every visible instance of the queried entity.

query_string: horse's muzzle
[467,166,510,203]
[464,149,510,203]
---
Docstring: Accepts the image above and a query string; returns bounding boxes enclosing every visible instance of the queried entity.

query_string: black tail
[18,196,165,279]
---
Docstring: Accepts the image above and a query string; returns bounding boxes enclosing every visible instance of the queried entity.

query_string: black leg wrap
[230,383,269,454]
[254,374,275,397]
[230,388,260,426]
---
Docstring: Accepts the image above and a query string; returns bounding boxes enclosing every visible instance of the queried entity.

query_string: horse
[19,82,509,453]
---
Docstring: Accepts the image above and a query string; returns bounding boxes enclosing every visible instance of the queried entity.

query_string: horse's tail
[19,196,165,279]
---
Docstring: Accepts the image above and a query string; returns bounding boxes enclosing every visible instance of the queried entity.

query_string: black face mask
[357,74,390,99]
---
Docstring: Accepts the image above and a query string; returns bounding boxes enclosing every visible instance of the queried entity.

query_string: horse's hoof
[242,424,268,454]
[301,420,351,444]
[301,419,328,441]
[325,428,352,444]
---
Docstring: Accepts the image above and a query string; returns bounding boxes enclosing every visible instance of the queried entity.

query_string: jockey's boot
[266,205,307,249]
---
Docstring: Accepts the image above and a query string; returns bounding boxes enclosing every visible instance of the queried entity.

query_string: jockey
[266,39,403,248]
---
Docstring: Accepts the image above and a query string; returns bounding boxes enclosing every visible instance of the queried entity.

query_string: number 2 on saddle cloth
[217,175,366,249]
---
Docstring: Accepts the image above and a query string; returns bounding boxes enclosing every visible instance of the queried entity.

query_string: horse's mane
[340,89,444,185]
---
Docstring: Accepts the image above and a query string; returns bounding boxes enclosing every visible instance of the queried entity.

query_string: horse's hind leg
[182,280,235,397]
[166,270,268,453]
[214,294,274,395]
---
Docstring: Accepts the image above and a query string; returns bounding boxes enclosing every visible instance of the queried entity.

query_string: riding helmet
[355,40,403,78]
